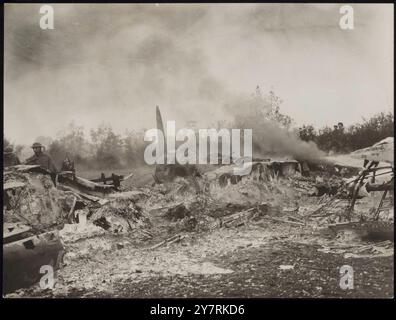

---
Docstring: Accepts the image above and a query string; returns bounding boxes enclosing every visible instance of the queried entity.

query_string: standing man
[4,145,21,167]
[25,142,58,174]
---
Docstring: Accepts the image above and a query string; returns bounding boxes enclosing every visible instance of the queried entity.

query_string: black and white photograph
[2,3,394,301]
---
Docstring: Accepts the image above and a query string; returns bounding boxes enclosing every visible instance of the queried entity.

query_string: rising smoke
[225,91,325,161]
[4,4,392,163]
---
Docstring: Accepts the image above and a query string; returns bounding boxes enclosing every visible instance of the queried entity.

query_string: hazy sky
[4,3,394,145]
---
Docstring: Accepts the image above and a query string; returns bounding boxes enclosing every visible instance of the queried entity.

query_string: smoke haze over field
[4,4,393,147]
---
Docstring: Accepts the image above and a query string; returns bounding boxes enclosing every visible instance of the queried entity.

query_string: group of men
[3,142,74,174]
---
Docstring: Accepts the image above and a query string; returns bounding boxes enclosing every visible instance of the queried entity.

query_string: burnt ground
[4,167,394,299]
[10,225,393,299]
[87,242,394,299]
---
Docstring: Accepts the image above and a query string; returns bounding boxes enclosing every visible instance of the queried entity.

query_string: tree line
[4,89,393,169]
[298,111,394,154]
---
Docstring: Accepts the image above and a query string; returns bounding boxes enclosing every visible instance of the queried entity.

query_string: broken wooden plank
[287,215,306,224]
[75,176,115,191]
[122,173,134,181]
[148,234,185,250]
[4,181,26,190]
[58,185,105,202]
[14,165,51,175]
[221,208,256,223]
[167,234,187,245]
[148,239,167,250]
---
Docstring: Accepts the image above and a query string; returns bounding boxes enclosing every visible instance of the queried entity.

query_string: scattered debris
[3,143,394,296]
[90,198,150,234]
[318,240,393,259]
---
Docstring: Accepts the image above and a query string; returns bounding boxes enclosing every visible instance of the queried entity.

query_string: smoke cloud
[4,3,393,157]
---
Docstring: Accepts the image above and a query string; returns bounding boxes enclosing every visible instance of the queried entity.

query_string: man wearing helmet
[25,142,58,174]
[4,145,21,167]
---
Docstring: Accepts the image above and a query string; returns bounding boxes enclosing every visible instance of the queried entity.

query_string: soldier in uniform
[4,145,21,167]
[25,142,58,174]
[61,156,75,173]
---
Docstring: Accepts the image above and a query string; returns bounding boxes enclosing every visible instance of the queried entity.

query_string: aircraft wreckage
[3,107,394,294]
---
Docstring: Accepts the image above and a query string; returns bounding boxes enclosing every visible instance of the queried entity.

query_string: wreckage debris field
[3,159,394,298]
[7,227,393,298]
[111,243,393,298]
